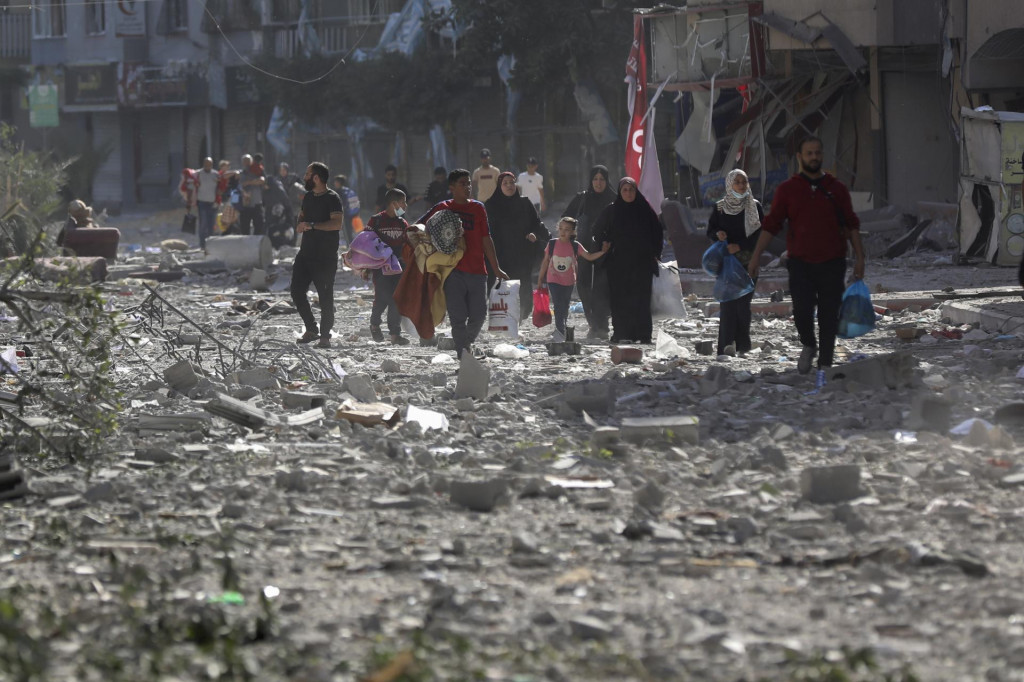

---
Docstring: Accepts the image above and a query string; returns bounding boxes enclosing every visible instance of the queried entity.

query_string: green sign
[28,84,59,128]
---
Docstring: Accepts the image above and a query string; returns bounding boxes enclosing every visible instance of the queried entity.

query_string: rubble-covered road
[2,219,1024,681]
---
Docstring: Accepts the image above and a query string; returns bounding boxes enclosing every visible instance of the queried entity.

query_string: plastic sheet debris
[405,405,449,432]
[544,476,615,489]
[431,354,455,365]
[493,343,529,360]
[0,348,19,374]
[335,400,400,427]
[653,331,688,359]
[894,431,918,443]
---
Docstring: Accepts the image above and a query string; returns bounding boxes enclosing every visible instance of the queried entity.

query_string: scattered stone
[229,368,280,390]
[611,346,643,364]
[455,353,490,400]
[430,371,448,387]
[280,390,327,410]
[620,415,699,444]
[700,365,730,396]
[906,393,952,432]
[343,374,378,403]
[694,340,715,356]
[437,337,457,351]
[634,481,666,511]
[825,352,916,389]
[449,478,507,512]
[800,465,862,504]
[569,615,614,640]
[380,358,401,373]
[563,382,616,416]
[163,359,200,392]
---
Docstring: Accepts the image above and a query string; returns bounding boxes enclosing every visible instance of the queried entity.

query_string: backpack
[547,239,580,259]
[341,187,361,219]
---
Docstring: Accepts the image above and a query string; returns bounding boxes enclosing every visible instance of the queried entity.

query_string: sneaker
[370,325,384,342]
[317,335,332,348]
[797,345,816,374]
[297,329,319,344]
[390,334,410,346]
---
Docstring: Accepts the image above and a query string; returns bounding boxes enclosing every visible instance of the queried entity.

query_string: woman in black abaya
[485,171,549,320]
[593,177,664,344]
[563,165,617,339]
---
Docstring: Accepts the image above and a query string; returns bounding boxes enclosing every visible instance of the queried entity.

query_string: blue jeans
[548,282,573,334]
[443,270,487,356]
[197,201,216,248]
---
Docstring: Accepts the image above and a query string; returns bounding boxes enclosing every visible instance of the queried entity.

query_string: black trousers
[718,290,754,355]
[577,260,610,336]
[371,269,402,335]
[239,204,265,235]
[787,257,846,367]
[291,251,338,336]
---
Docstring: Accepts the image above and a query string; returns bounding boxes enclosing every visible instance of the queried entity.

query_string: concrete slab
[941,298,1024,334]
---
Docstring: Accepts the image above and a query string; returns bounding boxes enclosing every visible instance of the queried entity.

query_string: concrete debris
[455,352,490,400]
[5,208,1024,681]
[449,478,508,512]
[343,374,378,403]
[611,345,643,365]
[800,465,862,504]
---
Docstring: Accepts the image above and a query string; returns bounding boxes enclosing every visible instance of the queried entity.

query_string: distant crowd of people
[178,138,866,377]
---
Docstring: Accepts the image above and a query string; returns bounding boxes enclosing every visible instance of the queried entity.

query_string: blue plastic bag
[837,280,875,339]
[702,241,728,277]
[713,254,756,302]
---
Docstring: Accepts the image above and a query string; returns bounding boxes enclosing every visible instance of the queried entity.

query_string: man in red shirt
[418,169,509,358]
[748,137,865,374]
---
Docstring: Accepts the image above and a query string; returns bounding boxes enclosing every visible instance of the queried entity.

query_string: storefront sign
[28,84,59,127]
[115,0,146,37]
[65,64,118,107]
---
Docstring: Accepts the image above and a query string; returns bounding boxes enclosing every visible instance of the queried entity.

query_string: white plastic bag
[651,261,687,319]
[493,343,529,360]
[487,279,520,338]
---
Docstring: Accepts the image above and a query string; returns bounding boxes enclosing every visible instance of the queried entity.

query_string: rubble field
[2,218,1024,681]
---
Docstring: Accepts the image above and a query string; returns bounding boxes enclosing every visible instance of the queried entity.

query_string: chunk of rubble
[800,465,862,504]
[455,353,490,400]
[449,478,507,512]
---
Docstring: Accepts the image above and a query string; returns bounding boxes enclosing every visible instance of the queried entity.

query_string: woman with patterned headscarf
[592,177,664,344]
[706,168,764,356]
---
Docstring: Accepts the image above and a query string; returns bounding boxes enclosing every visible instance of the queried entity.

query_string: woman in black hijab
[563,165,617,339]
[485,171,549,321]
[593,177,664,344]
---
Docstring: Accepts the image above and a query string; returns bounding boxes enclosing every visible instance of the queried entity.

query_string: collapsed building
[644,0,1024,268]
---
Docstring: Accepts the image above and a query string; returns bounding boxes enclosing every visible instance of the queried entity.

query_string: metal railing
[0,12,31,60]
[271,17,354,57]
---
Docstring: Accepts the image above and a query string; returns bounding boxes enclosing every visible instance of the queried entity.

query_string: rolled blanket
[342,231,402,275]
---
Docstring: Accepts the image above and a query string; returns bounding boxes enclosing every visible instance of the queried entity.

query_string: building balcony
[0,12,32,61]
[267,15,390,58]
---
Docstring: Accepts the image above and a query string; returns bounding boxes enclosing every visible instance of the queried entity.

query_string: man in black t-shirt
[292,162,344,348]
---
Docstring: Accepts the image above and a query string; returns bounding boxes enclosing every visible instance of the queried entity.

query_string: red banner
[625,15,647,181]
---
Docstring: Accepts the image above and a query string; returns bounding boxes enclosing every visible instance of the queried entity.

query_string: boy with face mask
[366,188,412,344]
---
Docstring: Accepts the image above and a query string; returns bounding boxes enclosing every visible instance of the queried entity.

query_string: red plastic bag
[532,288,552,328]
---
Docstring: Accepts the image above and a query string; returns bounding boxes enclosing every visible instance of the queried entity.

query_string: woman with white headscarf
[706,169,764,357]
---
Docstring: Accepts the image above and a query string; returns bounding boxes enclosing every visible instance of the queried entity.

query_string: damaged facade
[644,0,1024,265]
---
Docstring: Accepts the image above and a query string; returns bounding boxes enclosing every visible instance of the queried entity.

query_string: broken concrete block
[280,390,327,410]
[694,340,715,356]
[620,415,699,444]
[546,342,583,356]
[700,365,730,396]
[824,352,916,390]
[430,371,448,387]
[0,469,28,501]
[564,382,616,416]
[163,359,199,392]
[906,392,952,432]
[204,393,272,429]
[135,448,178,464]
[137,413,212,437]
[634,481,666,511]
[455,353,490,400]
[249,268,268,290]
[800,465,862,504]
[381,359,401,373]
[343,374,378,403]
[611,346,643,364]
[229,368,280,390]
[449,478,507,512]
[569,615,613,641]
